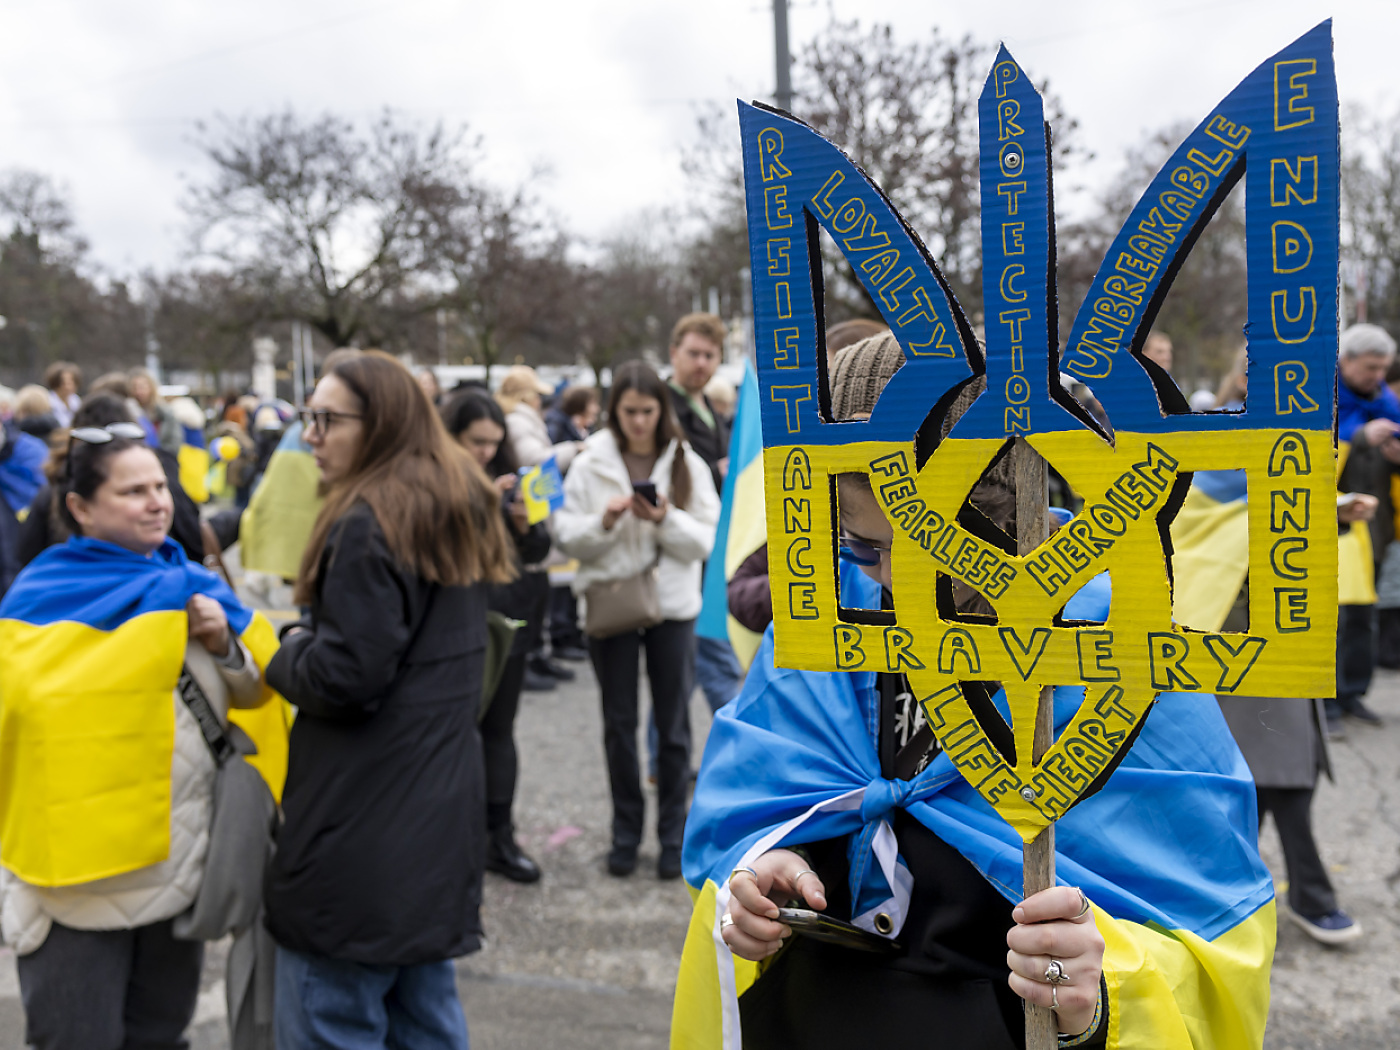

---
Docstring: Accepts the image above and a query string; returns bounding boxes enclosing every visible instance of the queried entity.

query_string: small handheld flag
[520,456,565,524]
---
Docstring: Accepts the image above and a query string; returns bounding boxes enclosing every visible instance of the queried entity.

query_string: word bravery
[740,23,1339,841]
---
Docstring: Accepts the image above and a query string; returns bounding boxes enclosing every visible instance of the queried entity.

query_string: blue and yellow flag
[239,422,323,580]
[674,572,1276,1049]
[520,455,565,525]
[697,364,766,668]
[0,537,289,888]
[1172,445,1375,631]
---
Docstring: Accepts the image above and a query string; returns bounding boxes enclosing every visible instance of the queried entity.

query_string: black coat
[0,501,18,599]
[489,498,551,657]
[264,504,489,965]
[1339,425,1399,565]
[667,385,729,497]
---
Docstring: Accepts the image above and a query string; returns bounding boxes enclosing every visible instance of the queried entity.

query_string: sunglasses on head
[70,422,147,445]
[838,534,893,566]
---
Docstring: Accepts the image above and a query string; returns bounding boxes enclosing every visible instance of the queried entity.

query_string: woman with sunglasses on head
[0,427,277,1050]
[14,394,205,570]
[674,333,1276,1049]
[265,352,515,1049]
[441,389,549,883]
[554,361,720,881]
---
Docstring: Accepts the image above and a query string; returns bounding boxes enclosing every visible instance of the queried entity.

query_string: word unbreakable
[741,23,1339,842]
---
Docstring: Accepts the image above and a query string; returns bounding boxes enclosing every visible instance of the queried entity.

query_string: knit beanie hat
[830,331,905,420]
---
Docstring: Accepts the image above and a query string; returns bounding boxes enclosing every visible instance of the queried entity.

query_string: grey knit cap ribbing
[830,332,905,420]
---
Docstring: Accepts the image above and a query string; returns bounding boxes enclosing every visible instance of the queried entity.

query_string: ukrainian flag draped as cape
[1172,446,1373,632]
[697,364,767,669]
[239,421,322,580]
[0,537,289,888]
[675,572,1276,1049]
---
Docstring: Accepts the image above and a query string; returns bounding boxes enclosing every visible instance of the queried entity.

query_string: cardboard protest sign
[741,22,1338,843]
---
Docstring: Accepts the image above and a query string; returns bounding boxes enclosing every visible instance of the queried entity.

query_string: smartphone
[632,480,659,506]
[775,908,901,954]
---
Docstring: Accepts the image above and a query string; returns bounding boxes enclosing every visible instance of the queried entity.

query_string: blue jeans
[694,634,742,713]
[275,945,469,1050]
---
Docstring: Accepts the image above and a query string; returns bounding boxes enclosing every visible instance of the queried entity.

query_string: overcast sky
[0,0,1393,276]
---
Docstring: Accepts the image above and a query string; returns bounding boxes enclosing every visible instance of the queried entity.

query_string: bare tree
[566,221,691,380]
[145,269,278,387]
[0,170,143,385]
[682,18,1080,327]
[1341,102,1400,330]
[1057,123,1247,390]
[184,109,480,349]
[0,170,89,268]
[430,185,574,378]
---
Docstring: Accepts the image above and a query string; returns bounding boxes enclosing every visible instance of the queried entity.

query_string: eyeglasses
[838,534,893,566]
[70,422,146,445]
[299,408,363,434]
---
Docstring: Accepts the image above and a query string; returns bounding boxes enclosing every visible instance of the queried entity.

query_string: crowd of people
[0,314,742,1048]
[0,310,1395,1049]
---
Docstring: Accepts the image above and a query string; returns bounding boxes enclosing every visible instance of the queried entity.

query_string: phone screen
[632,481,658,506]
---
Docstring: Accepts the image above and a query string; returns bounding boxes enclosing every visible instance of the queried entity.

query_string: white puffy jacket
[507,402,581,471]
[554,429,719,623]
[1,639,263,955]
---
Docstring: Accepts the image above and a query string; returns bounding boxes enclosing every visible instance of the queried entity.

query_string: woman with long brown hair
[554,361,719,881]
[264,351,513,1048]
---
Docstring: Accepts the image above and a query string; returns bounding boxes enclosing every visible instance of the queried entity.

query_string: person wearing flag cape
[0,425,285,1049]
[673,337,1276,1049]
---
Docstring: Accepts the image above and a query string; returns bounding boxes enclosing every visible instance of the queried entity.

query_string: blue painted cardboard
[739,24,1341,840]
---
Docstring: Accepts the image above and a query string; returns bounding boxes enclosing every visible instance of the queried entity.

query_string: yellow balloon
[213,436,243,462]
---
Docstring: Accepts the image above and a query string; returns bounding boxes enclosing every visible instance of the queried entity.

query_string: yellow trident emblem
[741,22,1339,843]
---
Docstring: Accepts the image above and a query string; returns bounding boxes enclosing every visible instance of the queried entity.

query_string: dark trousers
[549,584,585,651]
[1329,604,1377,719]
[1379,607,1400,669]
[589,617,695,851]
[482,651,526,832]
[1257,787,1337,918]
[17,918,203,1050]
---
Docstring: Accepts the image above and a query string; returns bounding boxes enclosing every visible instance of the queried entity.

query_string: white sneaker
[1287,907,1362,945]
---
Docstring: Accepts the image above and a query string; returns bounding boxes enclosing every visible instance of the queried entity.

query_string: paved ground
[2,569,1399,1045]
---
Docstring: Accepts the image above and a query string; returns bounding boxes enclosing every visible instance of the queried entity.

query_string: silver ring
[729,866,758,885]
[1074,887,1091,918]
[1045,959,1070,985]
[720,913,735,930]
[1051,985,1059,1011]
[793,869,818,888]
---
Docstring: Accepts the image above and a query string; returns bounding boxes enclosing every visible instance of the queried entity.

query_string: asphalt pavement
[2,585,1399,1047]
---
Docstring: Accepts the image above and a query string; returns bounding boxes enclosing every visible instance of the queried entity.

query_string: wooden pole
[1014,437,1058,1050]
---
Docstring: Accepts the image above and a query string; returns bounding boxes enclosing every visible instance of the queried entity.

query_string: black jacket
[264,504,489,965]
[489,495,552,656]
[0,502,18,599]
[667,385,729,497]
[545,408,586,447]
[1339,423,1399,564]
[15,447,204,568]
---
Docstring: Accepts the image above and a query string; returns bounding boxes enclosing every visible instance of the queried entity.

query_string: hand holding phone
[775,907,901,953]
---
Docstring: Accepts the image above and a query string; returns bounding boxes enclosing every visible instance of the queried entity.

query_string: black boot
[487,826,542,883]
